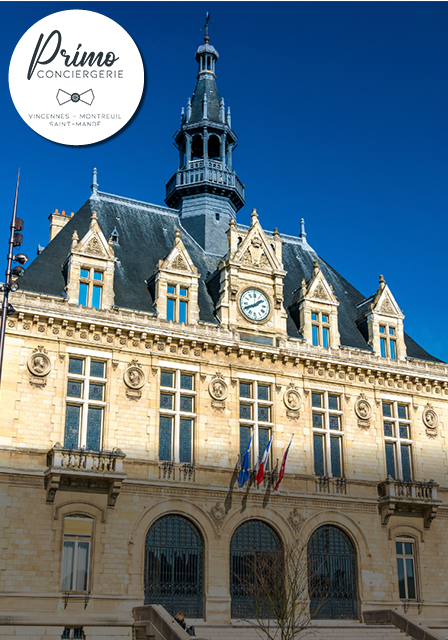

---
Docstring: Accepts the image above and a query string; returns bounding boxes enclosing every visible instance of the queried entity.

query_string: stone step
[192,623,409,640]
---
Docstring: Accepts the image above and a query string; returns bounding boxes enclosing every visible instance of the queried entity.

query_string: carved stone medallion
[423,404,439,434]
[209,373,228,401]
[284,387,302,412]
[355,393,372,420]
[124,360,146,390]
[27,347,51,377]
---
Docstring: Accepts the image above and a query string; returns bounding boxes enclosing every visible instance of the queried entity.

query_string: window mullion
[174,372,180,462]
[80,357,89,447]
[324,408,331,476]
[72,540,79,591]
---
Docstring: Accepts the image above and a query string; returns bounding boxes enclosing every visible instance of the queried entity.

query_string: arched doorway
[230,519,282,619]
[145,515,204,617]
[308,525,358,619]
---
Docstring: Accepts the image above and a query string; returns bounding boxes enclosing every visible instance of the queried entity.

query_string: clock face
[240,289,270,322]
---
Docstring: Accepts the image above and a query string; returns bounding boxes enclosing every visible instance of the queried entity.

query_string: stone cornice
[7,295,448,389]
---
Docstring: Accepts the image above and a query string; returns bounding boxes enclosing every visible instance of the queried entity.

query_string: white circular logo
[9,10,144,146]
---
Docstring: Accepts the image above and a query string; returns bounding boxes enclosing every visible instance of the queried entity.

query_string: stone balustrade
[378,477,441,528]
[45,444,127,507]
[166,159,245,202]
[47,443,125,473]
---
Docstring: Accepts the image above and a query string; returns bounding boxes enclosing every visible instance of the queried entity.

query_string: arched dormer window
[61,516,93,592]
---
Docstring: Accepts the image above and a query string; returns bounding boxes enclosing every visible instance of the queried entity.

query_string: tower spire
[164,30,245,255]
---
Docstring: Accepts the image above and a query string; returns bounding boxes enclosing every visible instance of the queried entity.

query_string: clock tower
[210,208,288,345]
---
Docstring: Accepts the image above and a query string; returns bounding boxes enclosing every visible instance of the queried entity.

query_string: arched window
[308,525,357,619]
[230,519,281,618]
[61,516,93,592]
[145,515,204,617]
[208,135,220,160]
[191,135,203,160]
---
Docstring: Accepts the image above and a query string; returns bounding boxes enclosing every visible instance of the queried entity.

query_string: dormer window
[78,268,103,309]
[167,284,188,323]
[311,312,330,348]
[380,325,397,360]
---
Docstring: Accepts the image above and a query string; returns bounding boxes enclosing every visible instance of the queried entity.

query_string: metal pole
[0,169,20,387]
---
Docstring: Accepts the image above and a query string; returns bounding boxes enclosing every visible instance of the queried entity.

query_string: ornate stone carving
[124,361,146,390]
[209,502,226,536]
[313,282,328,300]
[126,389,142,401]
[27,347,51,377]
[283,386,302,412]
[171,254,188,270]
[209,372,228,401]
[240,235,270,268]
[29,376,47,388]
[287,508,304,535]
[423,404,438,436]
[85,234,105,256]
[380,297,395,315]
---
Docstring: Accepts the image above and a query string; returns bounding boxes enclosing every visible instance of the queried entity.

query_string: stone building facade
[1,33,448,640]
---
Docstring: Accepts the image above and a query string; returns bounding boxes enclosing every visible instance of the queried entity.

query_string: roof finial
[300,218,307,239]
[90,210,98,230]
[91,168,99,199]
[203,12,211,43]
[251,208,258,226]
[203,92,208,119]
[220,97,225,123]
[379,274,385,286]
[313,259,319,276]
[71,230,79,250]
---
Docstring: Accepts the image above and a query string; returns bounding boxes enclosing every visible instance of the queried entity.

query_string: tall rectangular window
[61,517,92,592]
[78,268,103,309]
[239,381,273,468]
[396,538,417,600]
[311,312,330,348]
[382,401,412,481]
[166,284,189,323]
[379,325,397,360]
[159,369,196,463]
[64,356,106,450]
[312,391,343,477]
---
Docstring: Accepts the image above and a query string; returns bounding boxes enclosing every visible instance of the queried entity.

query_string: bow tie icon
[56,89,95,106]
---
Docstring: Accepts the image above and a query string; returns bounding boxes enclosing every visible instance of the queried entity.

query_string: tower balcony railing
[377,477,441,529]
[166,159,245,202]
[44,443,127,507]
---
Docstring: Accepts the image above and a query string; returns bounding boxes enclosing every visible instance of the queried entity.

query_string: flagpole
[0,170,21,388]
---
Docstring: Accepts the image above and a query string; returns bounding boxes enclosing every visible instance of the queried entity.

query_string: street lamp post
[0,170,28,388]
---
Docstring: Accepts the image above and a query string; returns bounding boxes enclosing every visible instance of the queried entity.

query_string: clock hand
[245,299,264,310]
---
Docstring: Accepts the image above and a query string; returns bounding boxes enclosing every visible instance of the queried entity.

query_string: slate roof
[20,190,442,363]
[189,75,223,125]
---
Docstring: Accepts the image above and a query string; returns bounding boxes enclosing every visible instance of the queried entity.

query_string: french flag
[273,435,294,492]
[255,434,274,487]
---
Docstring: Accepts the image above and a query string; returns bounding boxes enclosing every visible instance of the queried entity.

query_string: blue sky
[1,1,448,361]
